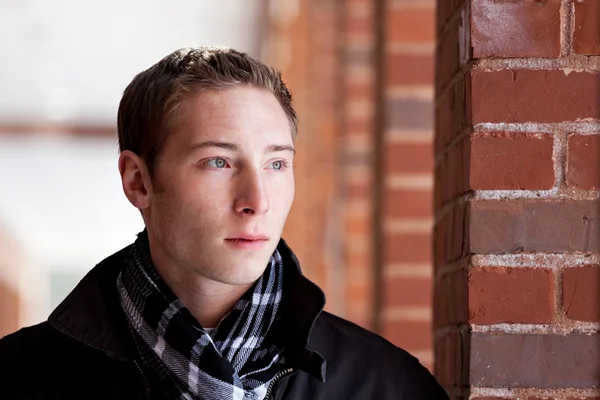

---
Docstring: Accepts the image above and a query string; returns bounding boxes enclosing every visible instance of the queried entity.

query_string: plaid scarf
[116,231,287,400]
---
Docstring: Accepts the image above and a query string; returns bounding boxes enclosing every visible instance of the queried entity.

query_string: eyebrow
[266,144,296,155]
[188,141,295,155]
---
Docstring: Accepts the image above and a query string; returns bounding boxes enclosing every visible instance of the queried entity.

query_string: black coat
[0,242,448,400]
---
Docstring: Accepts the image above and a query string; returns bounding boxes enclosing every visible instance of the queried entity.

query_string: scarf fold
[117,231,287,400]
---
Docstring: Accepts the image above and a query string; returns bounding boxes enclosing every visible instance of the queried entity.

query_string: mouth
[224,236,269,250]
[226,234,269,242]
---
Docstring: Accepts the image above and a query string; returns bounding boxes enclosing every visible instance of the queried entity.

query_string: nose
[233,169,270,215]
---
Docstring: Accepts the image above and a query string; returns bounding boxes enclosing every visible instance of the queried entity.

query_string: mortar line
[470,387,600,399]
[433,192,471,225]
[471,253,600,268]
[434,127,471,167]
[471,322,600,335]
[474,122,600,134]
[434,256,470,280]
[437,124,600,170]
[554,130,568,189]
[554,264,565,325]
[472,188,600,200]
[473,55,600,71]
[560,0,574,57]
[433,324,470,339]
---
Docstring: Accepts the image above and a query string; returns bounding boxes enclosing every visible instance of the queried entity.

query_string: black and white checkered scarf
[116,231,287,399]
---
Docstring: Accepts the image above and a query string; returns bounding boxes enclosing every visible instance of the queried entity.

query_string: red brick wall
[435,0,600,398]
[264,0,437,371]
[340,0,377,329]
[379,0,436,370]
[263,0,341,302]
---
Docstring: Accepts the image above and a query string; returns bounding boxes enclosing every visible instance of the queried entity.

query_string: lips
[226,235,269,241]
[224,235,269,250]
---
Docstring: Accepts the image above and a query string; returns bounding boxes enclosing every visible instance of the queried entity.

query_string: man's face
[144,87,295,285]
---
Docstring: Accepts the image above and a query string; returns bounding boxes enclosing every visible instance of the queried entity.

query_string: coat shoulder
[311,311,449,399]
[0,323,136,400]
[0,323,64,397]
[0,322,59,361]
[314,311,418,364]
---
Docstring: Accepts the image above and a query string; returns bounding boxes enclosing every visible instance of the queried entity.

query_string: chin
[206,260,270,286]
[214,271,265,286]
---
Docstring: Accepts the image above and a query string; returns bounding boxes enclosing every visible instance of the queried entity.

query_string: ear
[118,150,153,210]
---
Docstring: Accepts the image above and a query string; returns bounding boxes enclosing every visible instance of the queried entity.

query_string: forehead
[170,87,293,149]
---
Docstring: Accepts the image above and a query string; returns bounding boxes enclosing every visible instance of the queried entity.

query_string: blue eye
[206,158,228,168]
[269,160,288,170]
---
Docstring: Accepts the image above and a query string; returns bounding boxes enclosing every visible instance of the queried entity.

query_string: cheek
[152,175,212,220]
[270,175,295,213]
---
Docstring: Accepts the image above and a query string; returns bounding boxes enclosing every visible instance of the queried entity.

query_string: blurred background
[0,0,435,370]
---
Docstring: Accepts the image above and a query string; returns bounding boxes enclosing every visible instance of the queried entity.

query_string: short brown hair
[117,47,298,176]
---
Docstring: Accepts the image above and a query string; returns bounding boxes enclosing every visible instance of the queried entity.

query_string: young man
[0,47,448,399]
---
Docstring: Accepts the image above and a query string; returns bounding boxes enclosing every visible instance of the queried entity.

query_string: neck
[147,244,253,329]
[160,267,253,328]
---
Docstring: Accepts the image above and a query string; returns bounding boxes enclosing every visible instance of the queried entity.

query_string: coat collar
[48,238,327,381]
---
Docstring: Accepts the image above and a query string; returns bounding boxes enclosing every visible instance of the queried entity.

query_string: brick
[345,213,371,236]
[346,13,372,37]
[434,211,450,268]
[345,298,370,326]
[344,47,373,66]
[345,181,371,198]
[567,134,600,189]
[387,53,434,86]
[470,333,600,388]
[436,16,461,92]
[471,0,561,58]
[573,0,600,55]
[435,76,470,153]
[387,98,433,130]
[469,199,600,253]
[470,132,555,190]
[563,266,600,322]
[449,201,469,263]
[437,0,467,33]
[434,328,470,389]
[441,136,470,204]
[471,70,600,123]
[471,398,505,400]
[384,276,432,307]
[434,162,444,211]
[468,267,554,324]
[568,398,600,400]
[385,233,432,263]
[345,80,373,98]
[346,281,372,303]
[346,118,372,135]
[435,86,453,153]
[435,11,469,93]
[385,142,433,174]
[385,189,432,219]
[344,252,371,272]
[434,268,468,329]
[382,320,433,350]
[387,8,435,44]
[434,202,469,267]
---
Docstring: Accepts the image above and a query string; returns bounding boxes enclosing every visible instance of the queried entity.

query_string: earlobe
[118,150,151,210]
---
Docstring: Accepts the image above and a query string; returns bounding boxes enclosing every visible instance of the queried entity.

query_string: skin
[118,86,295,327]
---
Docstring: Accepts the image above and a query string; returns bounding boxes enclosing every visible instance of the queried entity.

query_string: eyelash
[269,160,290,170]
[204,157,230,168]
